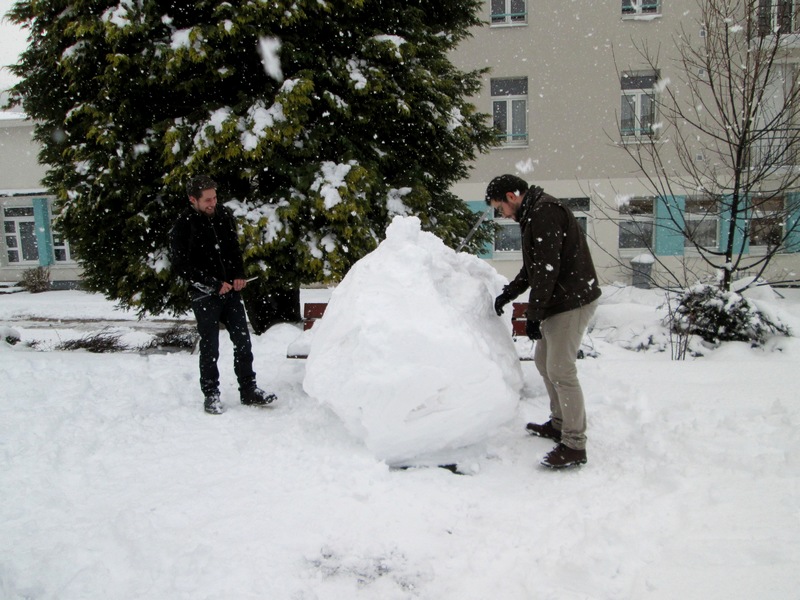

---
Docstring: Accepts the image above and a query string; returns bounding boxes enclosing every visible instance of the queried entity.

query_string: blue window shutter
[718,195,749,254]
[466,200,493,258]
[654,196,685,256]
[32,197,54,266]
[785,192,800,253]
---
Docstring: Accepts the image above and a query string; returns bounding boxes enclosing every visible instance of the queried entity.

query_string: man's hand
[494,292,512,316]
[526,319,542,340]
[218,279,248,294]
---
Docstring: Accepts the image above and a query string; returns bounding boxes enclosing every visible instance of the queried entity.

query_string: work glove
[526,319,542,340]
[494,291,513,316]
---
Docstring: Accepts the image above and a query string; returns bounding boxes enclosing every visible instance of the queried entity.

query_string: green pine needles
[7,0,496,316]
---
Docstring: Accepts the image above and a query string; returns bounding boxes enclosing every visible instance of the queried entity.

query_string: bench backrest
[302,301,530,336]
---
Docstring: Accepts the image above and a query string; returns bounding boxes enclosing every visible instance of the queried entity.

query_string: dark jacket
[503,187,601,321]
[169,205,245,296]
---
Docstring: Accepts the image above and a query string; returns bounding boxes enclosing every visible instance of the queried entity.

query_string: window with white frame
[757,0,800,35]
[621,70,658,141]
[492,197,590,255]
[684,196,719,249]
[752,64,798,168]
[622,0,661,16]
[619,197,655,249]
[492,77,528,147]
[750,195,785,248]
[52,231,73,262]
[3,206,39,264]
[493,208,521,254]
[491,0,527,25]
[562,197,591,233]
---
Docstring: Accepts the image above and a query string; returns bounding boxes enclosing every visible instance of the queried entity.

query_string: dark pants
[192,291,256,396]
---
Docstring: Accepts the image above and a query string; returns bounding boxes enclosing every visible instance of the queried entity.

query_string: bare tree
[613,0,800,292]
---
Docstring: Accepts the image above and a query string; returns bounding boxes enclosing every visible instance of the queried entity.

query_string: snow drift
[303,215,523,466]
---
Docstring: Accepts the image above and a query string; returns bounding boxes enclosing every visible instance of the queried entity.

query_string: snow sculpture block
[303,216,523,467]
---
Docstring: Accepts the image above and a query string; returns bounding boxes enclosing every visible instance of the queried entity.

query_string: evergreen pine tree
[7,0,496,319]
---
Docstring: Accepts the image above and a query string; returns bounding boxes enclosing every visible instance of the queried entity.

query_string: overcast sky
[1,0,27,91]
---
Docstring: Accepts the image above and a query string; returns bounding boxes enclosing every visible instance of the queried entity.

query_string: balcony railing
[495,132,529,145]
[491,12,527,24]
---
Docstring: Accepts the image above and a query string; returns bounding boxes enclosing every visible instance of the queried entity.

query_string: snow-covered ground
[2,279,799,599]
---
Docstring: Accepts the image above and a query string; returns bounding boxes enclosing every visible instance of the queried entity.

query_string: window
[493,207,521,253]
[563,197,591,233]
[52,232,73,262]
[491,197,590,254]
[3,206,39,264]
[752,65,798,167]
[622,0,661,16]
[619,197,654,249]
[621,70,658,141]
[491,0,527,25]
[684,196,718,249]
[757,0,800,35]
[492,78,528,146]
[750,196,785,248]
[494,221,521,252]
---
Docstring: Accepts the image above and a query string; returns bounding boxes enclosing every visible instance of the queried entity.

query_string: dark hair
[485,174,529,205]
[186,174,217,199]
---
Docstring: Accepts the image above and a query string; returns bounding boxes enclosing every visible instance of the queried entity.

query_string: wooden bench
[301,302,530,332]
[302,302,328,330]
[288,301,532,359]
[510,302,529,337]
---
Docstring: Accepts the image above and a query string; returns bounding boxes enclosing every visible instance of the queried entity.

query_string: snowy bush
[57,331,129,353]
[19,266,50,293]
[1,325,21,345]
[670,284,790,346]
[139,325,198,352]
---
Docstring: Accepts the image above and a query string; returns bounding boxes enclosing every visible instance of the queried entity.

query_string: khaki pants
[533,301,597,450]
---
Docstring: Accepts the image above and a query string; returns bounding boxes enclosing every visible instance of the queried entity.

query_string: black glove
[494,292,512,316]
[526,319,542,340]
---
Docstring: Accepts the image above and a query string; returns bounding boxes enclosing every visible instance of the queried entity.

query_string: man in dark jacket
[486,174,601,468]
[170,174,276,414]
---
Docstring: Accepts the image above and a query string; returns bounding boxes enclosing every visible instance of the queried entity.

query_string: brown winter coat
[502,187,602,321]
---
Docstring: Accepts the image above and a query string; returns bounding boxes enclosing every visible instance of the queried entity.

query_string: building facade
[0,114,80,286]
[2,0,800,288]
[450,0,800,286]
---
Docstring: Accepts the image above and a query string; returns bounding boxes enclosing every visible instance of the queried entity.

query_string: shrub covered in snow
[670,283,790,346]
[19,266,51,293]
[1,325,21,345]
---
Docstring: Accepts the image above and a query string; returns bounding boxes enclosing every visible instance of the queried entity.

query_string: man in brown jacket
[486,175,601,469]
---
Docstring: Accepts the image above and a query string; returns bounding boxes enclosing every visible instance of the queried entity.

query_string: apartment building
[450,0,800,286]
[2,0,799,287]
[0,113,80,286]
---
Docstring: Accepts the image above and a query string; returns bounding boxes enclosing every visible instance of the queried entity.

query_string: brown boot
[540,443,587,469]
[525,420,562,442]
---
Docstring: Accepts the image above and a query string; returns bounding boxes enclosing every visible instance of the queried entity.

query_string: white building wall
[2,2,799,288]
[0,115,82,284]
[450,0,800,287]
[0,116,45,190]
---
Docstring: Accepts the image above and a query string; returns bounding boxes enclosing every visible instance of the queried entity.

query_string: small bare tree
[615,0,800,293]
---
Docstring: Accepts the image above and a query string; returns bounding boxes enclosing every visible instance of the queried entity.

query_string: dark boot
[540,443,587,469]
[525,420,562,442]
[241,386,277,406]
[204,392,224,415]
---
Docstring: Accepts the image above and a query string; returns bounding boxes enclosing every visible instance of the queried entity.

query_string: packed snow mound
[303,216,523,467]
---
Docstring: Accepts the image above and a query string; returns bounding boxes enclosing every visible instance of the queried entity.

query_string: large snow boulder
[303,216,523,467]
